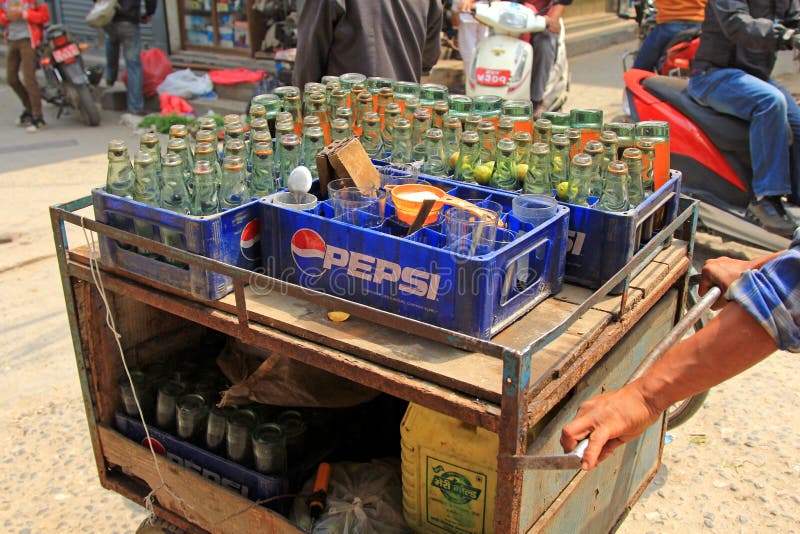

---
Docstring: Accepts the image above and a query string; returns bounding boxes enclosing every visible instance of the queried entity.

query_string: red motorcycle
[624,67,795,251]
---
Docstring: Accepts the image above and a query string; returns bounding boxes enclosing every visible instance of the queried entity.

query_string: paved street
[0,40,798,533]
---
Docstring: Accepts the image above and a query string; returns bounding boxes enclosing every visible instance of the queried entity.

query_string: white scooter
[466,1,569,110]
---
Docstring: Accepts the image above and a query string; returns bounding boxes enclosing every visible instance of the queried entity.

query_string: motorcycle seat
[642,76,749,153]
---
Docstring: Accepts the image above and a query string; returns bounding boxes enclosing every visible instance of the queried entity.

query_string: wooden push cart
[50,196,699,533]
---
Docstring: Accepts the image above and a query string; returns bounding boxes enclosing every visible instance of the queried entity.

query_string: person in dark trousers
[102,0,157,115]
[292,0,443,89]
[686,0,800,238]
[0,0,50,131]
[632,0,707,72]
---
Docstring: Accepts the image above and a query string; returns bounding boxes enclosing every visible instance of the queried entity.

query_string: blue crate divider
[260,178,569,340]
[92,188,261,300]
[114,412,289,513]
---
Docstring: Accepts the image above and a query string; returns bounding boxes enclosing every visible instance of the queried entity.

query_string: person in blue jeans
[686,0,800,238]
[102,0,156,115]
[632,0,706,72]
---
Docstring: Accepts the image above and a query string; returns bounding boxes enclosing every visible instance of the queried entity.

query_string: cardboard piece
[327,137,381,191]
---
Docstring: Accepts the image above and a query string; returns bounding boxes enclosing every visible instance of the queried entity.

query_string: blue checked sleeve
[726,230,800,352]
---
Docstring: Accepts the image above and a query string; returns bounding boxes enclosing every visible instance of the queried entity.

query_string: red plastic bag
[123,48,173,97]
[209,67,265,85]
[159,93,194,116]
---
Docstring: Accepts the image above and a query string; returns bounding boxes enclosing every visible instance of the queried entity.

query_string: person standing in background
[292,0,443,88]
[632,0,707,72]
[102,0,157,115]
[455,0,489,72]
[0,0,50,132]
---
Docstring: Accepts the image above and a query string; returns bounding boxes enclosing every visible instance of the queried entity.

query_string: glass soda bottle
[248,103,266,123]
[197,115,218,134]
[550,133,570,189]
[191,160,219,216]
[367,76,393,96]
[302,115,321,137]
[566,128,581,159]
[359,112,383,158]
[599,130,619,182]
[497,117,515,140]
[454,131,480,183]
[422,128,448,177]
[635,121,670,188]
[133,150,159,207]
[223,138,246,161]
[303,126,326,178]
[166,138,193,189]
[597,160,630,212]
[139,133,161,178]
[411,108,432,162]
[335,106,354,133]
[303,84,325,115]
[443,115,463,167]
[169,123,189,143]
[603,122,635,157]
[623,147,645,207]
[464,113,482,133]
[419,83,449,113]
[636,137,656,196]
[355,91,374,136]
[541,111,569,135]
[307,92,331,144]
[273,85,300,107]
[106,139,134,198]
[473,95,503,126]
[382,103,402,156]
[391,118,413,164]
[274,119,295,172]
[331,118,351,141]
[501,99,533,134]
[448,94,474,124]
[491,138,518,191]
[533,118,552,145]
[512,131,532,167]
[525,142,552,195]
[283,90,303,135]
[160,153,191,215]
[567,153,593,206]
[328,89,347,123]
[252,94,281,136]
[339,72,367,96]
[194,141,222,190]
[478,120,497,163]
[279,133,302,183]
[584,140,605,198]
[404,96,420,124]
[392,80,421,116]
[250,141,278,196]
[220,155,250,210]
[377,87,394,123]
[432,100,449,130]
[349,82,368,116]
[569,108,603,149]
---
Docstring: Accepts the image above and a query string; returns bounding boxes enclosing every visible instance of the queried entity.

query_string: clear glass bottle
[566,128,582,158]
[197,115,218,134]
[411,108,432,162]
[274,119,295,173]
[603,121,636,156]
[328,89,347,123]
[392,80,420,115]
[550,133,570,189]
[273,85,300,106]
[335,106,354,133]
[569,108,604,147]
[376,87,394,121]
[195,128,216,148]
[248,103,266,122]
[567,153,593,206]
[169,123,189,143]
[491,138,518,191]
[251,141,277,196]
[303,126,326,178]
[448,94,473,123]
[513,131,532,168]
[303,84,325,115]
[533,118,552,146]
[321,75,340,85]
[106,139,134,198]
[455,131,480,183]
[359,112,383,158]
[473,95,503,125]
[583,139,605,198]
[275,111,293,130]
[623,147,645,207]
[355,91,374,134]
[497,117,515,140]
[194,141,222,190]
[541,111,570,135]
[331,118,351,141]
[599,130,619,182]
[391,118,413,164]
[252,94,281,134]
[596,160,630,212]
[349,82,367,118]
[160,153,191,214]
[635,120,670,188]
[419,83,449,111]
[139,133,161,178]
[464,113,481,133]
[220,155,249,210]
[443,115,463,165]
[166,138,193,189]
[224,138,246,161]
[422,128,447,177]
[302,115,321,137]
[636,137,656,196]
[478,120,497,164]
[367,76,394,96]
[432,100,449,130]
[250,117,269,136]
[283,90,303,135]
[279,133,302,183]
[132,150,159,207]
[382,103,402,156]
[339,72,366,94]
[404,96,420,123]
[191,160,219,216]
[524,142,551,194]
[501,99,533,134]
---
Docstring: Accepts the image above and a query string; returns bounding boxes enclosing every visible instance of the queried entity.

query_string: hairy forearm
[633,302,778,413]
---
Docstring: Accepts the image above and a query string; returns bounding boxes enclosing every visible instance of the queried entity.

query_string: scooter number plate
[52,43,80,63]
[475,67,511,87]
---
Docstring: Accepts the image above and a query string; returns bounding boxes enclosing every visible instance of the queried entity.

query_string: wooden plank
[98,425,301,534]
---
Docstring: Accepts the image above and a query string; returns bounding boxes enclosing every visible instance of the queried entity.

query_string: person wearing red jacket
[0,0,50,131]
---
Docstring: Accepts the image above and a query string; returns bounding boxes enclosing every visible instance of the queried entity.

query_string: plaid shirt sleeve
[726,229,800,352]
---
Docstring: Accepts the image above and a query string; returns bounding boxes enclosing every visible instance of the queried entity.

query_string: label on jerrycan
[425,455,489,534]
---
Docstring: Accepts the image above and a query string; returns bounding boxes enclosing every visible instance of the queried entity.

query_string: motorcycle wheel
[667,389,709,430]
[70,83,101,126]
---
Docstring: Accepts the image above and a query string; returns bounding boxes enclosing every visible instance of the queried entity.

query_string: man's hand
[560,382,662,470]
[699,250,784,309]
[545,15,561,34]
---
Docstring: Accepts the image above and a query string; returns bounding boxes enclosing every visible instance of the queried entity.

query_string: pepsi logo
[240,219,261,262]
[291,228,327,277]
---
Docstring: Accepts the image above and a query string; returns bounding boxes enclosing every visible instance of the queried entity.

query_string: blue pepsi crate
[259,179,569,340]
[92,188,261,300]
[114,412,289,513]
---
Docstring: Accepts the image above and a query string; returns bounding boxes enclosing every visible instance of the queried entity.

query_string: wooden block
[327,137,380,190]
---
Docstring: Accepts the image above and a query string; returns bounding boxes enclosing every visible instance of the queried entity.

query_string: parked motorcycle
[37,25,103,126]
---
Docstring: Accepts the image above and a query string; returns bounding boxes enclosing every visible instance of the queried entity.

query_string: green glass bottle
[359,112,383,158]
[491,138,518,191]
[432,100,449,130]
[501,99,533,134]
[248,103,266,123]
[392,80,421,112]
[224,138,246,161]
[106,139,134,198]
[524,142,551,194]
[583,140,605,198]
[279,133,302,183]
[478,120,497,164]
[382,103,402,156]
[250,117,269,136]
[335,106,354,133]
[411,108,432,162]
[419,83,449,110]
[454,131,480,183]
[599,130,619,182]
[328,89,347,123]
[195,128,216,148]
[512,131,532,166]
[321,75,340,85]
[169,123,189,143]
[376,87,394,120]
[250,129,272,166]
[220,155,249,210]
[541,111,569,135]
[473,95,503,124]
[567,153,593,206]
[422,128,447,177]
[448,94,473,123]
[303,126,326,178]
[331,118,351,141]
[302,115,321,137]
[533,118,552,145]
[308,92,330,144]
[273,85,300,104]
[404,96,420,123]
[636,137,656,196]
[349,82,368,114]
[569,108,604,147]
[497,117,515,140]
[283,90,303,132]
[391,118,413,164]
[550,133,570,189]
[160,153,191,214]
[252,94,281,134]
[325,81,341,106]
[194,141,222,191]
[303,84,325,115]
[603,121,635,156]
[274,119,295,173]
[623,147,645,207]
[139,132,162,178]
[166,138,193,189]
[356,91,374,132]
[339,72,366,94]
[191,160,219,216]
[566,128,581,158]
[133,150,159,207]
[250,141,277,196]
[596,160,630,212]
[197,115,218,134]
[443,115,463,166]
[635,120,670,187]
[464,113,482,133]
[367,76,394,95]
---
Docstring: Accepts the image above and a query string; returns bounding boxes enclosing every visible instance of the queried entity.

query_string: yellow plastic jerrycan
[401,403,499,534]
